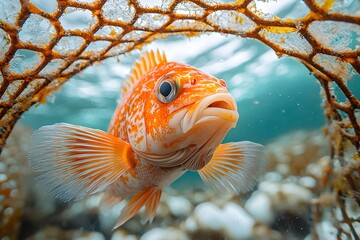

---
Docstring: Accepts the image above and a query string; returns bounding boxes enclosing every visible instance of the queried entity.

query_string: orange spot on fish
[136,136,144,144]
[120,175,129,183]
[220,79,226,88]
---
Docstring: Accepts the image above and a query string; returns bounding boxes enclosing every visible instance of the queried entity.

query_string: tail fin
[28,123,133,201]
[198,141,265,194]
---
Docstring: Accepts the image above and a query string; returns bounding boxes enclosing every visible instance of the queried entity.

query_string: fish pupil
[160,81,172,97]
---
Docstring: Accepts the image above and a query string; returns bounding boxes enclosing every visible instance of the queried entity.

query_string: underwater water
[1,0,359,239]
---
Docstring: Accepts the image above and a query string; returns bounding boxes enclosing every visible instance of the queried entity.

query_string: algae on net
[0,0,359,239]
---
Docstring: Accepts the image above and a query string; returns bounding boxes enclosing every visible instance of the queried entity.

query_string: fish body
[29,50,264,228]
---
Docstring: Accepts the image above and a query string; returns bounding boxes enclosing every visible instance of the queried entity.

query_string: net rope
[0,0,359,238]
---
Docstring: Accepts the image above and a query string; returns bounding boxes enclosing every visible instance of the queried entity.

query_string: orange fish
[29,50,264,228]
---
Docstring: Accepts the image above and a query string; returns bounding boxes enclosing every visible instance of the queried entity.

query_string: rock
[141,227,189,240]
[245,192,273,224]
[252,222,283,240]
[299,176,316,189]
[194,202,224,231]
[111,230,137,240]
[28,226,62,240]
[166,196,193,218]
[155,201,171,219]
[259,181,312,212]
[183,216,198,233]
[28,227,105,240]
[264,172,283,182]
[72,231,105,240]
[222,202,255,240]
[190,201,256,240]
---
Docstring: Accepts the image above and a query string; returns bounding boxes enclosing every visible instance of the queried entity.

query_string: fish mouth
[181,93,239,133]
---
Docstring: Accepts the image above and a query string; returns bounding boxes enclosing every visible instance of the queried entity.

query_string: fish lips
[181,93,239,133]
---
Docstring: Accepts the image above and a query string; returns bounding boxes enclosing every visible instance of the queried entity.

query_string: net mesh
[0,0,359,238]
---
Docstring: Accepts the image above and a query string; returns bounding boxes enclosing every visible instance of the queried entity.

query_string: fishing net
[0,0,359,238]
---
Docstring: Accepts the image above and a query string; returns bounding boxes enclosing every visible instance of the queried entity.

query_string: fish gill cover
[0,0,359,239]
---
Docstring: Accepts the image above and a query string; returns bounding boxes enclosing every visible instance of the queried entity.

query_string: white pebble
[299,176,316,188]
[282,182,312,203]
[0,162,6,171]
[260,181,312,204]
[194,202,224,231]
[167,196,193,217]
[223,203,255,240]
[184,216,197,232]
[111,230,137,240]
[245,192,273,224]
[276,163,289,175]
[259,181,281,194]
[0,174,7,182]
[85,194,102,209]
[141,227,189,240]
[292,144,305,155]
[73,232,105,240]
[256,181,313,214]
[264,172,282,182]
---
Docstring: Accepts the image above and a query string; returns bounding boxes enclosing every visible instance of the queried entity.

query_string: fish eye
[160,81,172,97]
[156,75,181,103]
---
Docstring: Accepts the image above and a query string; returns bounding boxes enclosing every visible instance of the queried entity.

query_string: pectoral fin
[29,123,133,202]
[198,141,265,194]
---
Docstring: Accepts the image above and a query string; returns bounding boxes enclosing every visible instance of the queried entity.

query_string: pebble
[28,227,105,240]
[141,227,189,240]
[184,216,197,233]
[194,202,224,231]
[166,196,192,217]
[191,201,255,240]
[245,192,273,224]
[222,202,254,240]
[73,231,105,240]
[264,172,283,182]
[28,226,62,240]
[111,230,137,240]
[299,176,316,188]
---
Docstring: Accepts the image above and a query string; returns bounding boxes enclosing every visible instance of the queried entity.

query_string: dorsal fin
[120,50,167,99]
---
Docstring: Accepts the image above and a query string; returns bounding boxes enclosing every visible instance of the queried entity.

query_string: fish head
[131,60,238,169]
